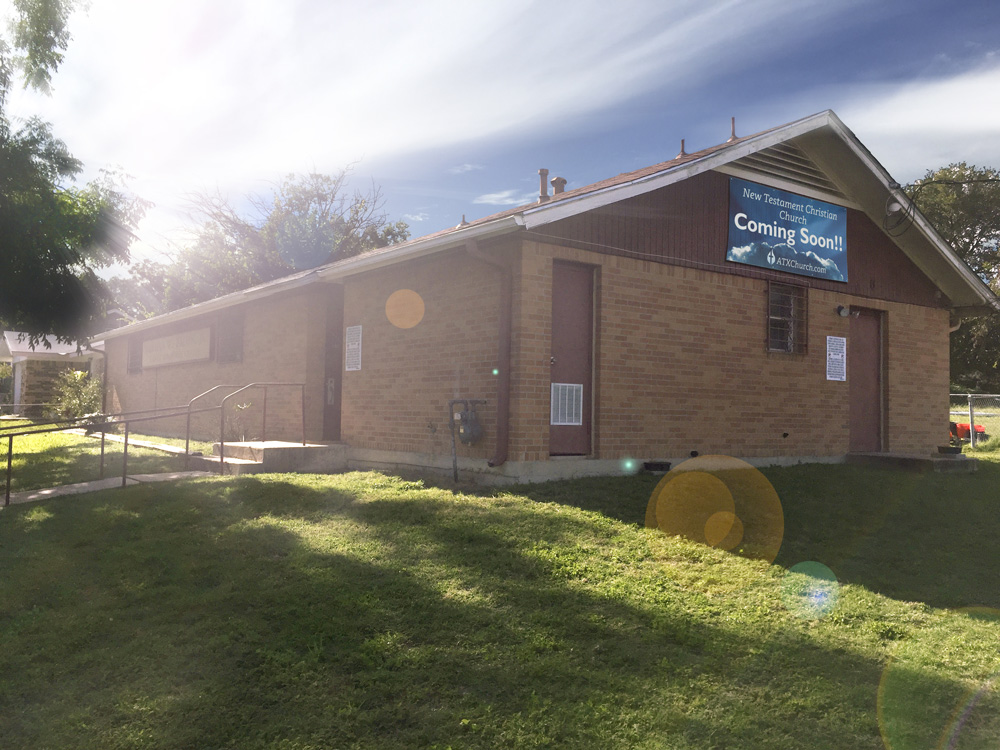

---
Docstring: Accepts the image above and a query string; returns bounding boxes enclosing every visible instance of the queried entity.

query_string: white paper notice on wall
[345,325,362,371]
[826,335,846,381]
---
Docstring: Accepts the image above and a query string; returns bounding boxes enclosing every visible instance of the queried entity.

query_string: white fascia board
[818,117,998,309]
[102,216,525,342]
[520,111,838,230]
[101,270,322,341]
[905,206,998,309]
[523,109,996,311]
[315,215,524,281]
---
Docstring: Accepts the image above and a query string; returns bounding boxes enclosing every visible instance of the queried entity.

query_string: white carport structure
[2,332,103,414]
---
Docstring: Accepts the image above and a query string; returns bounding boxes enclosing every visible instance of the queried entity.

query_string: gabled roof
[103,110,998,341]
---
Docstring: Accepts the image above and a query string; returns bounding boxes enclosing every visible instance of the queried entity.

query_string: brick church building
[100,111,998,482]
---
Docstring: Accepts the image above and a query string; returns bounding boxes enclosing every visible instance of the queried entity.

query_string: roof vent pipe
[676,139,687,158]
[538,168,550,203]
[728,116,737,143]
[551,176,567,195]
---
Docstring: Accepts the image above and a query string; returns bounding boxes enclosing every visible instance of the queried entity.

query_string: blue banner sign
[726,177,848,282]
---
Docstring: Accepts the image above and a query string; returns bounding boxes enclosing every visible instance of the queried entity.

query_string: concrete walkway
[3,471,215,507]
[65,428,193,455]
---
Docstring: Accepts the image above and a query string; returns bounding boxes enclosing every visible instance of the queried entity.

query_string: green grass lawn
[2,463,1000,748]
[0,424,185,493]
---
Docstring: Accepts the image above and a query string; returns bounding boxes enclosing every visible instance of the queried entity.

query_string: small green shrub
[53,369,102,420]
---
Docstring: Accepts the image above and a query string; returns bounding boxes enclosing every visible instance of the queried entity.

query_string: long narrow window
[767,282,807,353]
[127,338,143,374]
[216,311,244,364]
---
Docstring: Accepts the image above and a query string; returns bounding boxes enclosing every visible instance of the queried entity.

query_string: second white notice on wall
[345,325,362,372]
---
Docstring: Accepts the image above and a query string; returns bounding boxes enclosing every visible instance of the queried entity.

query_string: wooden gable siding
[534,170,946,309]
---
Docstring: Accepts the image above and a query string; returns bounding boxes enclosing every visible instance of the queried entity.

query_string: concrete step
[186,453,265,475]
[212,441,349,473]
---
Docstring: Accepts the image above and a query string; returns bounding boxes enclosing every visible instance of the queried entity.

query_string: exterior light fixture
[837,305,851,317]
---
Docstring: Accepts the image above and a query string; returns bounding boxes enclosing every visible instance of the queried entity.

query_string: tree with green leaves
[0,0,145,345]
[116,169,409,316]
[907,163,1000,391]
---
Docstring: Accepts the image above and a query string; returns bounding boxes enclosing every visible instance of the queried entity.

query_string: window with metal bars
[767,282,807,353]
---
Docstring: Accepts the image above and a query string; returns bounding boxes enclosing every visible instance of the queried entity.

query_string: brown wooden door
[849,309,884,452]
[323,285,344,441]
[550,262,594,455]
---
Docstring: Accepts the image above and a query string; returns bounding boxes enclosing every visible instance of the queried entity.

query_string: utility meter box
[457,405,483,445]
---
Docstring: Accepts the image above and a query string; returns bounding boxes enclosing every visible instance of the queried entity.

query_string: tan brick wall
[510,241,950,460]
[105,288,331,442]
[884,301,950,452]
[20,360,82,415]
[340,246,511,460]
[104,239,951,463]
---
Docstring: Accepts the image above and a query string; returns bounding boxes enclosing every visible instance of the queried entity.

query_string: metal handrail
[218,382,306,475]
[185,385,242,464]
[2,380,308,504]
[2,403,219,507]
[0,404,191,435]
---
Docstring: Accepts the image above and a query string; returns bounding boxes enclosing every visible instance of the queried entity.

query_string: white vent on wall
[551,383,584,426]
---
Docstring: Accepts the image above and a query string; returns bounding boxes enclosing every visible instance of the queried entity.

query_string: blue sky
[5,0,1000,271]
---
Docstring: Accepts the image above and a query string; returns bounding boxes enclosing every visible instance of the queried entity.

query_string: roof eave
[524,109,998,313]
[519,111,839,229]
[101,270,323,341]
[800,117,1000,312]
[102,215,525,342]
[316,214,524,281]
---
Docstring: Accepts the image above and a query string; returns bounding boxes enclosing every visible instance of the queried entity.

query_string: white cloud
[3,0,872,261]
[448,163,484,175]
[403,212,431,222]
[12,0,865,174]
[473,189,534,206]
[843,59,1000,181]
[809,59,1000,181]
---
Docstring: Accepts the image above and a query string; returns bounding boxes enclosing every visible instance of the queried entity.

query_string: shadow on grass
[486,461,1000,614]
[0,472,989,748]
[501,473,660,526]
[767,461,1000,612]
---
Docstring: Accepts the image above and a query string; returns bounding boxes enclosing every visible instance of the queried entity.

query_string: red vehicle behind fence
[950,422,989,443]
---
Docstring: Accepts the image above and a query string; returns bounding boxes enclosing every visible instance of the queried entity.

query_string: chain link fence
[950,394,1000,448]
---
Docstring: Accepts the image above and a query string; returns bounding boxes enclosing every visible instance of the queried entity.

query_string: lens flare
[385,289,425,329]
[621,458,640,475]
[705,510,744,550]
[644,455,783,563]
[781,561,839,619]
